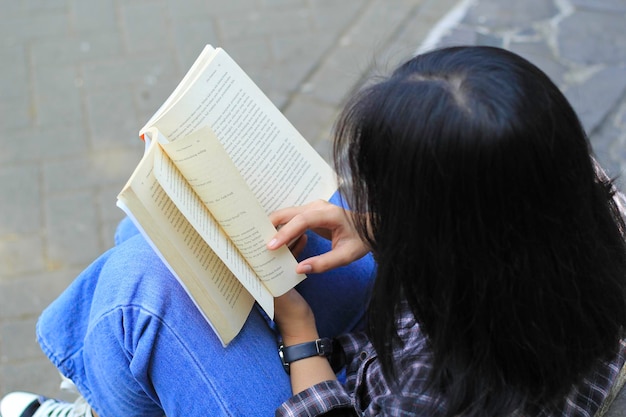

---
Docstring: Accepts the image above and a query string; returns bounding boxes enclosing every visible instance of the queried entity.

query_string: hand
[267,200,370,274]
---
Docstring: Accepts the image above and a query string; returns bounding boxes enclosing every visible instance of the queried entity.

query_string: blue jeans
[36,201,375,416]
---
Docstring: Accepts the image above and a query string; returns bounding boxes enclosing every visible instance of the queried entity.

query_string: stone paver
[1,0,625,414]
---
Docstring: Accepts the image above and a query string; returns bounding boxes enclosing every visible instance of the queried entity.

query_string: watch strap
[279,338,333,373]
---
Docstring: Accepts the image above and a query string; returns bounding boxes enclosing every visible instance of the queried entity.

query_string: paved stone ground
[1,0,625,415]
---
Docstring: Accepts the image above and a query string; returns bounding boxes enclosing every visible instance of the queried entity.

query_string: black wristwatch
[278,338,333,374]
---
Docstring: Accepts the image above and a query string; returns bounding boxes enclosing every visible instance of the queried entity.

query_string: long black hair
[333,46,626,416]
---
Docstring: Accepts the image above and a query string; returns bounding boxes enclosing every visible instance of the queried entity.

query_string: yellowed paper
[142,47,336,213]
[156,127,305,296]
[117,139,254,345]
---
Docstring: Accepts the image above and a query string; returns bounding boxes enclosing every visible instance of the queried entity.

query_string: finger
[269,199,335,228]
[268,205,310,228]
[269,205,344,249]
[268,216,317,250]
[268,218,309,250]
[296,242,367,274]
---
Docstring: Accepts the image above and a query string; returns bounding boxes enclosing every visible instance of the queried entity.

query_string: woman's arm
[269,200,369,408]
[274,289,337,394]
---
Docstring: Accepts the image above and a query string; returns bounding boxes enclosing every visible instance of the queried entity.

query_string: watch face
[278,345,290,373]
[318,338,333,356]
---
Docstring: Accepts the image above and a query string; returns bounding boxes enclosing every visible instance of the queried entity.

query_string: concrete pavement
[1,0,625,414]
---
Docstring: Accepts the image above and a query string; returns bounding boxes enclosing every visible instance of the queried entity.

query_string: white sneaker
[0,392,89,417]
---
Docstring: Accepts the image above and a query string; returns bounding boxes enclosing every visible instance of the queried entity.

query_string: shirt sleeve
[275,380,357,417]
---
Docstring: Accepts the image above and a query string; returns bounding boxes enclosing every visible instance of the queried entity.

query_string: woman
[3,46,626,417]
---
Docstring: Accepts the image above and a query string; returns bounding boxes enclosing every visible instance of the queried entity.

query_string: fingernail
[267,238,278,249]
[300,264,313,274]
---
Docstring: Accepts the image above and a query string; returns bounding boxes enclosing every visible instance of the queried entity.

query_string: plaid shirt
[278,178,626,416]
[276,302,626,417]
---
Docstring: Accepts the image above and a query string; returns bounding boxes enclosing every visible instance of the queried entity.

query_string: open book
[117,45,336,346]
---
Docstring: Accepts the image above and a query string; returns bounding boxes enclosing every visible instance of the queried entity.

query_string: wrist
[281,331,320,347]
[277,317,318,347]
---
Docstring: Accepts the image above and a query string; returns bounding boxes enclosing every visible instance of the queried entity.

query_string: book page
[156,127,305,296]
[142,46,337,215]
[145,138,277,311]
[116,139,257,345]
